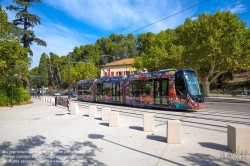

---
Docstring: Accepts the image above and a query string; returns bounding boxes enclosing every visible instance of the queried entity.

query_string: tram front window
[185,74,201,96]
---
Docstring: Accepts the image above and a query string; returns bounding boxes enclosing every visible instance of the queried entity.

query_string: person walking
[243,87,247,97]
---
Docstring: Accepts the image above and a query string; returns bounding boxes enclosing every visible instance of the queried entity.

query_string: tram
[76,69,204,110]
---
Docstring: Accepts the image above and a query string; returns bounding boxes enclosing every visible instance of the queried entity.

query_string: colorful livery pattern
[76,69,204,110]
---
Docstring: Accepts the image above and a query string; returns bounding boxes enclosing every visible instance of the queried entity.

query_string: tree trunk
[23,77,30,95]
[48,65,55,87]
[57,67,62,85]
[201,80,210,97]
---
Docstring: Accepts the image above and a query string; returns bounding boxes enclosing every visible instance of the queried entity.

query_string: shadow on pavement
[198,142,227,151]
[129,126,143,131]
[99,123,109,127]
[182,152,249,166]
[0,135,106,166]
[88,134,185,166]
[146,135,166,143]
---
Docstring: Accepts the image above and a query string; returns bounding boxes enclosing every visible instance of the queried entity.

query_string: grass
[0,100,33,108]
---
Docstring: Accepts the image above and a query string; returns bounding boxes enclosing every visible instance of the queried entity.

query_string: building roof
[104,58,134,67]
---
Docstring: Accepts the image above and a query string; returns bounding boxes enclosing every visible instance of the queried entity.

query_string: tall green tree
[95,37,114,63]
[125,33,137,58]
[29,66,38,89]
[6,0,47,91]
[133,29,182,71]
[38,53,48,91]
[61,59,99,90]
[176,11,250,96]
[0,6,29,86]
[47,52,62,87]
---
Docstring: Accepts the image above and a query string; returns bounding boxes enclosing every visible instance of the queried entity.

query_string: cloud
[1,1,98,68]
[30,21,98,68]
[220,1,246,13]
[43,0,199,33]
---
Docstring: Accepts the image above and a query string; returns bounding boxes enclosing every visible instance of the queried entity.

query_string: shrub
[0,89,9,106]
[0,85,30,106]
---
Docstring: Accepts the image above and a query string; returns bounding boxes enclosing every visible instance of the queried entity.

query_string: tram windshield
[185,74,201,96]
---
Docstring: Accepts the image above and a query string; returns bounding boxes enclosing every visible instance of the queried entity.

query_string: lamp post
[68,53,70,100]
[11,65,14,108]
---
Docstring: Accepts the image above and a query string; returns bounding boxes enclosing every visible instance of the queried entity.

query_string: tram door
[96,84,102,101]
[154,79,169,105]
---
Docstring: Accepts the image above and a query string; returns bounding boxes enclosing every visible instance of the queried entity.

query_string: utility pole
[68,53,70,100]
[11,65,14,108]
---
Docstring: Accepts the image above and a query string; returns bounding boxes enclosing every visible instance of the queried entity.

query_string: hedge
[0,86,30,106]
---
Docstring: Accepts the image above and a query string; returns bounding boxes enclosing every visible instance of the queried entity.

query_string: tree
[176,11,250,96]
[38,53,48,93]
[6,0,47,91]
[61,59,99,90]
[0,6,29,86]
[133,29,182,71]
[47,52,62,88]
[95,37,115,63]
[29,66,38,89]
[125,33,137,58]
[71,44,101,66]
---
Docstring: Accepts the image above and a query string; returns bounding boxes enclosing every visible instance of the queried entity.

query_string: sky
[1,0,250,69]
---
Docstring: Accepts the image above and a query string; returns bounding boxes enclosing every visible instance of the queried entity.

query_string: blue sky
[1,0,250,69]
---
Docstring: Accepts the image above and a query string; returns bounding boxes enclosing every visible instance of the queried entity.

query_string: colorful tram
[76,69,204,110]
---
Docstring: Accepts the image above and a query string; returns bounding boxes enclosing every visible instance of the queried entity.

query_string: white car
[53,91,61,96]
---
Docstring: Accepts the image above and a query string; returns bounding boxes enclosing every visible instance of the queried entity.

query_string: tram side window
[130,81,140,96]
[83,85,91,94]
[140,81,151,95]
[103,83,111,96]
[77,86,82,95]
[115,83,120,96]
[97,84,102,95]
[175,75,187,95]
[112,83,116,96]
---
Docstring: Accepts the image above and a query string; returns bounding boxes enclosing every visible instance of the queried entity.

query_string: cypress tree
[38,53,48,94]
[6,0,47,92]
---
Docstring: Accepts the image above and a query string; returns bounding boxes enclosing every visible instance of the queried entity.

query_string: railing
[55,97,69,108]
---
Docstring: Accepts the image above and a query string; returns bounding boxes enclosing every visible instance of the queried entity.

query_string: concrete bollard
[227,124,250,153]
[102,107,110,121]
[143,114,154,132]
[89,105,97,117]
[167,120,181,144]
[109,112,119,127]
[51,97,55,104]
[71,103,79,115]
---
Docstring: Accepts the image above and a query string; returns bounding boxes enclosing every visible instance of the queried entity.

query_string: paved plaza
[0,97,249,166]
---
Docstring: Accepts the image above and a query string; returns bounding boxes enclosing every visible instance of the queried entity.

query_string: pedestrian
[243,87,247,97]
[37,89,40,97]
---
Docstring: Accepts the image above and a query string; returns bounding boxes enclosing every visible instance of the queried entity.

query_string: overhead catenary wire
[129,0,209,34]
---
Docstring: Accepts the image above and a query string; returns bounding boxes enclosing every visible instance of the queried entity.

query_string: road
[69,97,250,132]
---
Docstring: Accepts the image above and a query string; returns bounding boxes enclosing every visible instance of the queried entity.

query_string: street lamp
[10,64,14,108]
[68,53,70,100]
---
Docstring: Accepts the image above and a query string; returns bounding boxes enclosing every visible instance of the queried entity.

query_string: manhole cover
[55,114,65,116]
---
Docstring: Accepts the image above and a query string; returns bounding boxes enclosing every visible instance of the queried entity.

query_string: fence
[55,97,69,108]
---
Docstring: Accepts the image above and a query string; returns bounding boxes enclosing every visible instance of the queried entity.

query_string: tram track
[74,101,250,129]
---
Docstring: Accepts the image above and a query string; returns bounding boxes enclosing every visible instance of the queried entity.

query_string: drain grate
[55,114,65,116]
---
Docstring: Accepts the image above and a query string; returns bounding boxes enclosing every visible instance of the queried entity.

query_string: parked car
[53,91,61,96]
[70,91,76,97]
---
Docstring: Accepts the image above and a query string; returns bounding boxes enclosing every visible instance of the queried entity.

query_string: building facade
[101,58,138,77]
